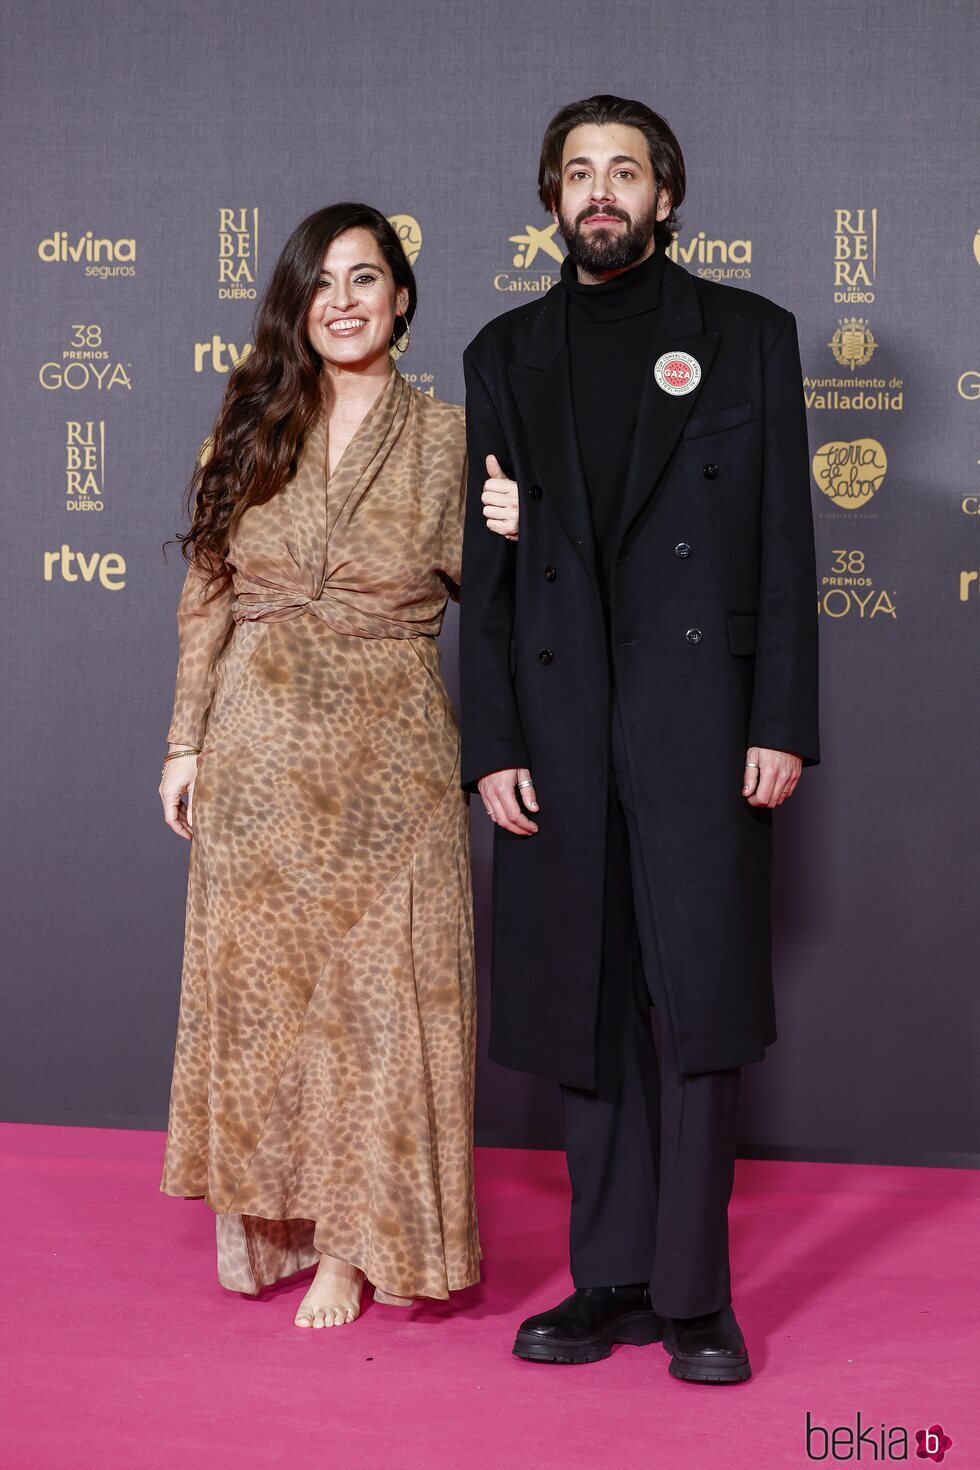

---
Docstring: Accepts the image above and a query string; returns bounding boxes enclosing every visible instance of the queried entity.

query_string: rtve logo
[194,335,252,373]
[43,545,126,590]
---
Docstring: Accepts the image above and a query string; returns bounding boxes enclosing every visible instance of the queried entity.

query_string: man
[459,94,819,1384]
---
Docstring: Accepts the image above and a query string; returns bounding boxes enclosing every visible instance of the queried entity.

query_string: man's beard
[558,201,659,274]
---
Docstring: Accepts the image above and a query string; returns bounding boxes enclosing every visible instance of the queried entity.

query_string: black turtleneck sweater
[562,247,665,593]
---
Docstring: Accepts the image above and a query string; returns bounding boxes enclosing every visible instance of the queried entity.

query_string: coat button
[674,542,691,558]
[703,463,719,480]
[538,648,554,664]
[544,566,557,581]
[686,627,703,644]
[528,483,543,500]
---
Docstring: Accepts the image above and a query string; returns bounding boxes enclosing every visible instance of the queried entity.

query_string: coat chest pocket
[683,399,754,440]
[727,611,758,656]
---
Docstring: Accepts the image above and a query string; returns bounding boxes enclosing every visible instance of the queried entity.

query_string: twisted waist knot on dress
[231,590,440,640]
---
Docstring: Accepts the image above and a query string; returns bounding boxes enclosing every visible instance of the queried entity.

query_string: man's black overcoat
[459,253,819,1087]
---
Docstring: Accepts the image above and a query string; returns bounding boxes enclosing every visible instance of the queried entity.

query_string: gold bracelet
[163,747,200,762]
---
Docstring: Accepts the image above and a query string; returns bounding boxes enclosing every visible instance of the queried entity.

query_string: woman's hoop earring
[391,314,411,356]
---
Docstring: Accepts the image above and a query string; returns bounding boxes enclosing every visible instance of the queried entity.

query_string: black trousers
[559,699,742,1319]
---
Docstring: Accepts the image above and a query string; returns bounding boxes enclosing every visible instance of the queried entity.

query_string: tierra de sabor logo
[66,421,106,511]
[388,214,422,265]
[38,231,136,279]
[43,545,125,590]
[493,221,564,293]
[818,548,896,620]
[40,324,132,391]
[834,208,876,303]
[666,231,752,281]
[812,439,887,511]
[218,209,258,300]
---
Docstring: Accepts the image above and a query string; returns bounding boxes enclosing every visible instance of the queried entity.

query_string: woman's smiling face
[306,227,409,371]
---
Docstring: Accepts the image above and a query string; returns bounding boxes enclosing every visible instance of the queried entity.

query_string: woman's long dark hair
[179,202,417,587]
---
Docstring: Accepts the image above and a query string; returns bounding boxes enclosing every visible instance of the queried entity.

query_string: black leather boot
[663,1304,751,1383]
[513,1286,665,1364]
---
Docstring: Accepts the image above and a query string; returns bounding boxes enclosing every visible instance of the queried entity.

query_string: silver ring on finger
[744,761,760,769]
[517,779,534,790]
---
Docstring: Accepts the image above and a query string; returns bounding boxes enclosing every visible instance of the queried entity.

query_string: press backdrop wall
[2,0,977,1166]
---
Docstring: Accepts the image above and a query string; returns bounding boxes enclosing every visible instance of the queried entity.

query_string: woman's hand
[160,754,199,839]
[482,454,519,540]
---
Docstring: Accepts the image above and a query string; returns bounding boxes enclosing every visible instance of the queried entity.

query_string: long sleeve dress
[160,367,480,1299]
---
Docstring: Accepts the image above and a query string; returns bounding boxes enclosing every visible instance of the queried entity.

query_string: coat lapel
[508,289,601,590]
[616,259,719,555]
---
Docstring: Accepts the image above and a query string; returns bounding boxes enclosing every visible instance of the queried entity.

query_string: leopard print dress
[160,368,480,1299]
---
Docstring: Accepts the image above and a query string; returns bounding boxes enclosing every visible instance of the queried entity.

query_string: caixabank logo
[666,231,752,281]
[38,231,136,279]
[493,220,564,293]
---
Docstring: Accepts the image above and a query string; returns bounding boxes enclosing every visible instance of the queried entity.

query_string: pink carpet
[0,1124,976,1469]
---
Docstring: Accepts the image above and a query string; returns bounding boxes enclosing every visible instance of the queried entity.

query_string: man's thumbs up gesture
[482,454,520,540]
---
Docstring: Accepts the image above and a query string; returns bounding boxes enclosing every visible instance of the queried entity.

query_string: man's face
[554,122,671,274]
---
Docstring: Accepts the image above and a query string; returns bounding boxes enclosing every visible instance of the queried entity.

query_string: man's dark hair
[538,94,685,251]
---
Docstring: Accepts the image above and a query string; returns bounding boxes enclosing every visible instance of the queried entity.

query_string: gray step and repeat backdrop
[2,0,977,1166]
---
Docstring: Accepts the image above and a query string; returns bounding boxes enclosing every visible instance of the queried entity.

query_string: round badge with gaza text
[653,351,702,396]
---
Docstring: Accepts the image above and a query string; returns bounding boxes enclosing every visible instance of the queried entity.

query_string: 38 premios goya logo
[40,325,132,392]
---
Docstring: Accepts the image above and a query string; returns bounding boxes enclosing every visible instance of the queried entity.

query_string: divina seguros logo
[666,231,752,281]
[38,231,136,279]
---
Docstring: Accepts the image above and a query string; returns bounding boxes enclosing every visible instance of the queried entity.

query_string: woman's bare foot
[373,1287,416,1308]
[294,1254,363,1328]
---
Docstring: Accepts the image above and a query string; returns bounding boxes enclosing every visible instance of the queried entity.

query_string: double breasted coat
[458,253,820,1089]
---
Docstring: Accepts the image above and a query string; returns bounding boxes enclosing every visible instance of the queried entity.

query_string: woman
[158,203,480,1328]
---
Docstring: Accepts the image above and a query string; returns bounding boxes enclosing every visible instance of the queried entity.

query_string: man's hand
[481,454,520,540]
[477,767,539,834]
[742,747,802,807]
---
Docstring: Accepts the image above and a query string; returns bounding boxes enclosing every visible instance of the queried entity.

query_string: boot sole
[513,1311,665,1364]
[664,1338,752,1384]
